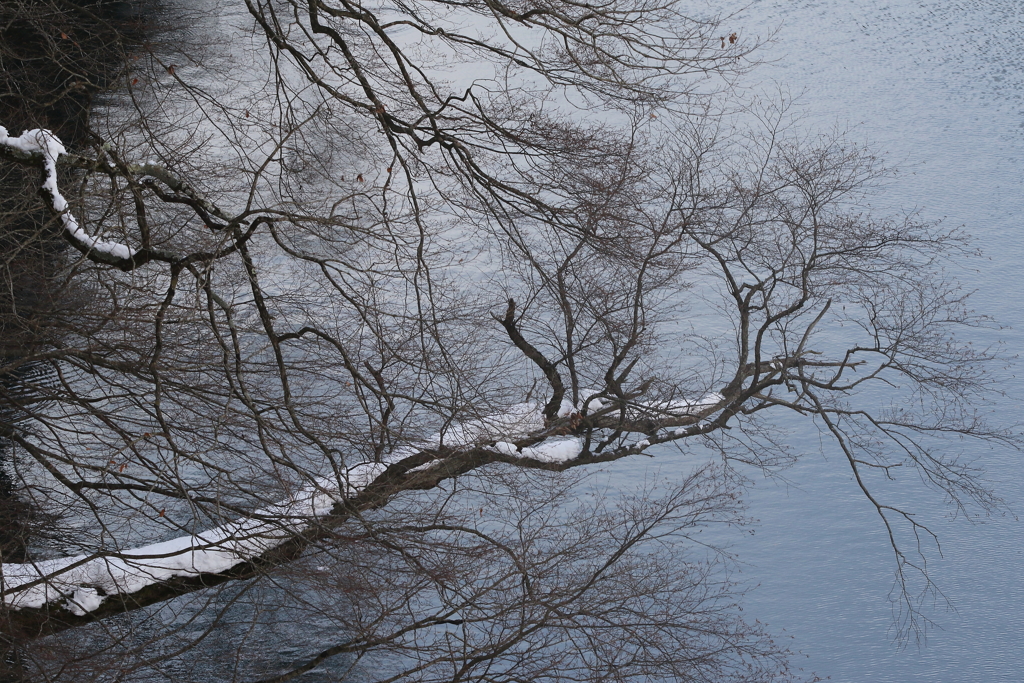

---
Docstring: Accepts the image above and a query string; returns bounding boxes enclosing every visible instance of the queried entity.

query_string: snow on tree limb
[0,126,137,261]
[0,394,727,623]
[1,404,542,617]
[0,124,242,270]
[1,462,386,616]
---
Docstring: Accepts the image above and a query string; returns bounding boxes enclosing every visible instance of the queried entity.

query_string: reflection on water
[36,564,371,681]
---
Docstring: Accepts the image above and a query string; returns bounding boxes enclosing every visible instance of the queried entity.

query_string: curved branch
[494,298,565,421]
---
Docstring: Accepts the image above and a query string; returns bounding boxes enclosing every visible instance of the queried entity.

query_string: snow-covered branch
[1,392,730,628]
[1,462,389,616]
[0,125,239,270]
[0,127,137,263]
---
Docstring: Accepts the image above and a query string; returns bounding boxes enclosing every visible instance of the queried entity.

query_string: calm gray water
[143,1,1024,680]
[36,1,1024,680]
[612,1,1024,680]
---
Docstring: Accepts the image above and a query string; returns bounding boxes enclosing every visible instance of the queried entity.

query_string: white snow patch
[0,406,549,615]
[406,460,440,474]
[439,402,544,446]
[556,396,575,418]
[518,438,582,463]
[493,436,582,463]
[493,441,519,456]
[0,126,136,260]
[1,463,386,613]
[559,388,607,416]
[67,586,103,616]
[657,392,724,415]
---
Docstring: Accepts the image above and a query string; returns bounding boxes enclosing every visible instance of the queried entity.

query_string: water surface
[623,1,1024,680]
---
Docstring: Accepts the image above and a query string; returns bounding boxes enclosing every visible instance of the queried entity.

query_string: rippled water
[618,1,1024,680]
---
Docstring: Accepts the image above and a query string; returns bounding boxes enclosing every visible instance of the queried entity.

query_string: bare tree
[0,0,1013,679]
